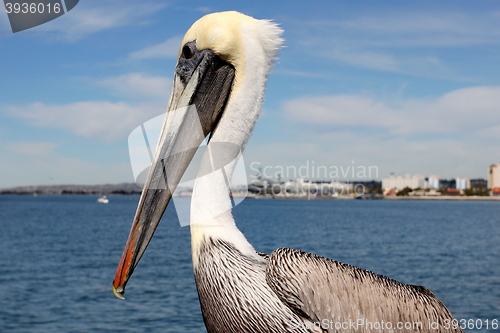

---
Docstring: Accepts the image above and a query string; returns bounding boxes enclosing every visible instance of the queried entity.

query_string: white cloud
[3,72,173,142]
[478,125,500,141]
[284,86,500,136]
[245,128,495,180]
[41,0,167,40]
[276,69,331,78]
[285,94,397,128]
[291,11,500,76]
[7,142,58,156]
[251,86,500,179]
[195,7,212,13]
[312,46,450,75]
[129,36,183,60]
[98,73,172,100]
[329,48,399,72]
[172,6,212,14]
[0,141,133,187]
[5,101,163,142]
[308,11,500,48]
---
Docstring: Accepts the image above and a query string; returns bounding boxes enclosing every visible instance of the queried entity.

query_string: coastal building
[382,173,428,191]
[428,175,440,190]
[455,177,471,190]
[470,178,488,190]
[488,163,500,195]
[446,188,461,196]
[438,178,456,190]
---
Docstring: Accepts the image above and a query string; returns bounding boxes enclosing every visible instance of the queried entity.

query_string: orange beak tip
[112,284,126,300]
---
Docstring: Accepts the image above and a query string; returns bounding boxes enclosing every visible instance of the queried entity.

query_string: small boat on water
[97,195,109,204]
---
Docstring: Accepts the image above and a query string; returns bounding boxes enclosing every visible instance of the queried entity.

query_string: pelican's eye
[182,43,195,59]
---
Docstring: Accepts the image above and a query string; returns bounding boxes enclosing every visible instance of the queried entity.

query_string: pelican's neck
[188,17,283,266]
[189,74,264,266]
[190,32,275,267]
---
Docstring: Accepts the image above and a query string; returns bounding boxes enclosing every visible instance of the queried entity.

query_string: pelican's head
[112,11,283,299]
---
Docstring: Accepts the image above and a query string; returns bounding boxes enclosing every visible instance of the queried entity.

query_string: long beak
[112,45,234,299]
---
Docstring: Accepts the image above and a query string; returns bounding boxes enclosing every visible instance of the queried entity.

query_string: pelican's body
[113,12,464,333]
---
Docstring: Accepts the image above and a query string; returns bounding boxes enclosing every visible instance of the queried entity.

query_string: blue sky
[1,0,499,187]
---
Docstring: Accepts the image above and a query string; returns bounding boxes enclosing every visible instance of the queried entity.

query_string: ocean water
[0,195,498,332]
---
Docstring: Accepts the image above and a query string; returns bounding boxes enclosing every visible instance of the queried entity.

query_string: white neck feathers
[188,13,283,264]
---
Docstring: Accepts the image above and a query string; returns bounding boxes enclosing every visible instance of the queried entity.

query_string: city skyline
[1,1,499,188]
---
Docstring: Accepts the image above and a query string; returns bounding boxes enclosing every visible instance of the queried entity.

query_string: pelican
[112,11,464,333]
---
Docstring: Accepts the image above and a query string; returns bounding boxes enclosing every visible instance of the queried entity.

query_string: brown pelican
[112,11,464,333]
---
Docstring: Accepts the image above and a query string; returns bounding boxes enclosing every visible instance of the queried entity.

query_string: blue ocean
[0,195,498,332]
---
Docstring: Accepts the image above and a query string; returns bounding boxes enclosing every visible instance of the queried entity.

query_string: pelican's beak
[112,42,235,299]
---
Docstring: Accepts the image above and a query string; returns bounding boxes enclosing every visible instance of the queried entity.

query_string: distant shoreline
[2,193,499,201]
[0,183,142,196]
[1,183,498,201]
[382,195,500,201]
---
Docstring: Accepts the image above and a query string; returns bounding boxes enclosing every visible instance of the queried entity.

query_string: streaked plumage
[113,11,464,333]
